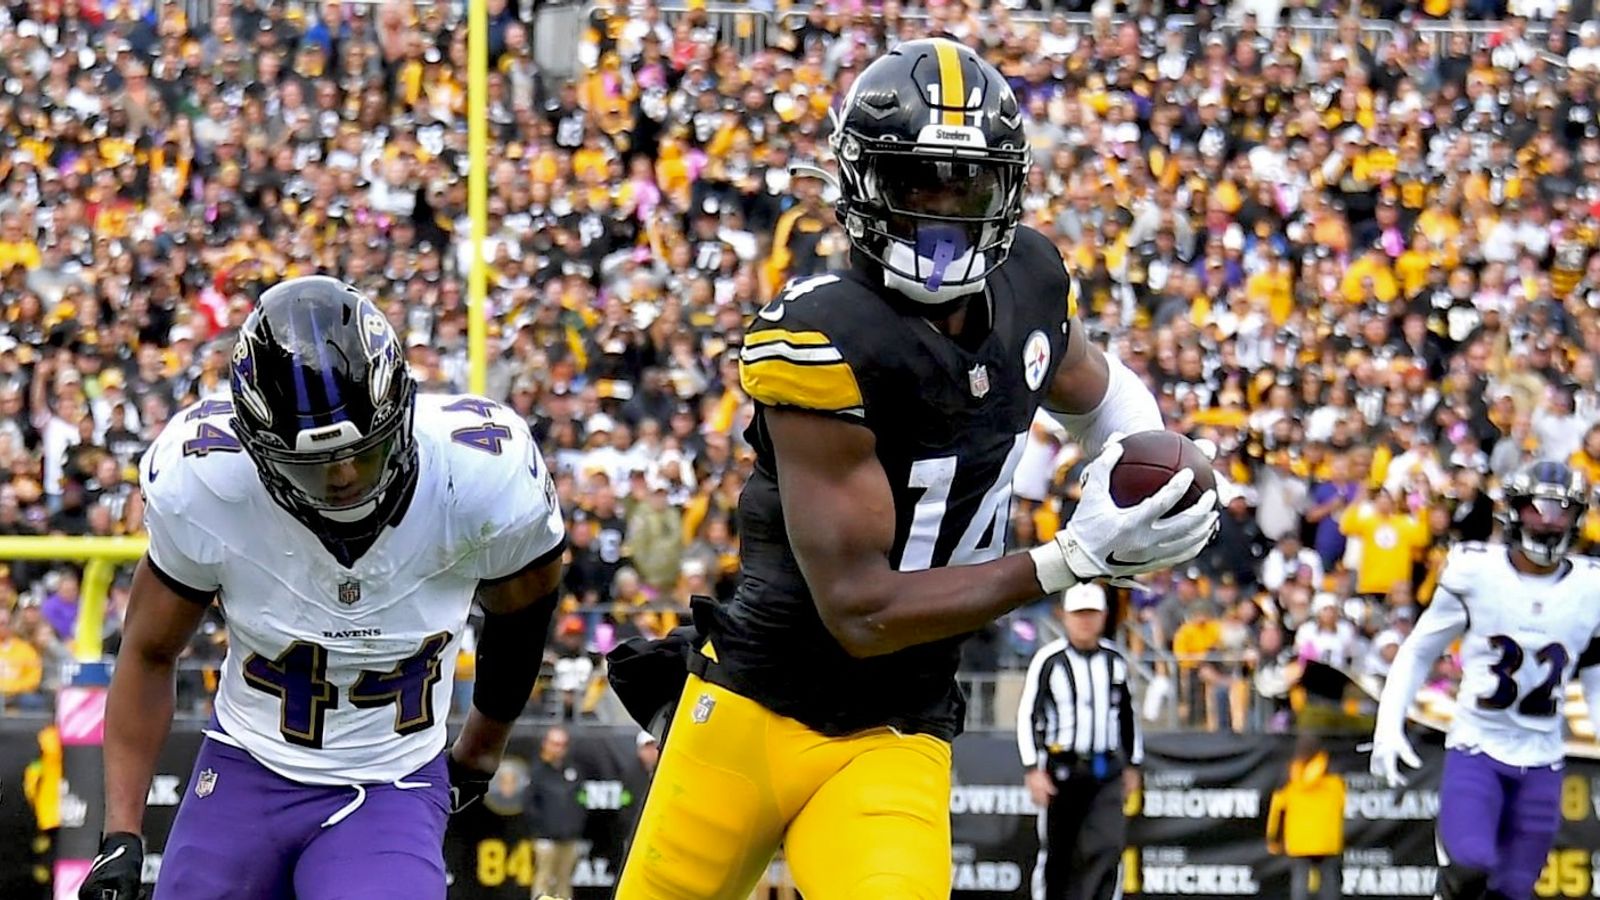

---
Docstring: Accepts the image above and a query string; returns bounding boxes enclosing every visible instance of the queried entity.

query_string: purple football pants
[1437,748,1562,900]
[153,736,450,900]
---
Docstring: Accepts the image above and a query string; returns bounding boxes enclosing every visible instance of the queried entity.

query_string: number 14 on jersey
[898,432,1027,571]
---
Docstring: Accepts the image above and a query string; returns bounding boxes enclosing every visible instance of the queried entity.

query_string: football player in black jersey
[613,38,1219,899]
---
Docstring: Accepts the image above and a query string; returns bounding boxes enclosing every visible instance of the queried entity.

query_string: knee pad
[1438,863,1491,900]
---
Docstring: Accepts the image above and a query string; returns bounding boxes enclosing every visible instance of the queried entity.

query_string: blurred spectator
[38,570,79,641]
[1261,534,1325,592]
[1296,594,1362,671]
[625,482,683,591]
[528,726,585,899]
[1211,594,1257,732]
[1252,622,1301,733]
[1339,489,1430,599]
[547,615,603,721]
[1173,601,1221,728]
[0,608,44,711]
[1305,457,1361,573]
[1362,605,1417,678]
[1266,733,1346,900]
[1209,495,1271,591]
[617,730,659,857]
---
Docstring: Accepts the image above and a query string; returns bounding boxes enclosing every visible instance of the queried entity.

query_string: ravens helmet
[1500,461,1590,568]
[830,38,1029,306]
[230,276,418,538]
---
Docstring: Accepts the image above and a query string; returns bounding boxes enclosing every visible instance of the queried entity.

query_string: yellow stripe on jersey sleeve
[743,329,835,349]
[740,358,863,414]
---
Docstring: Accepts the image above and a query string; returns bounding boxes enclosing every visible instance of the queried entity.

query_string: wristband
[1028,541,1080,594]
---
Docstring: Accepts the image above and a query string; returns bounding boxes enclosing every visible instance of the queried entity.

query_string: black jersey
[708,226,1076,740]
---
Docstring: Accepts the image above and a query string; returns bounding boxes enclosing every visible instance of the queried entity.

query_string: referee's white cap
[1062,583,1107,614]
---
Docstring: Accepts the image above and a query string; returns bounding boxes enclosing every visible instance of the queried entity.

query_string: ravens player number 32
[611,38,1219,900]
[1374,462,1600,900]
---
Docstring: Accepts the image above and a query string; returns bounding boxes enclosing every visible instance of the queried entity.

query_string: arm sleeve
[472,588,559,722]
[1046,350,1164,460]
[1016,644,1057,769]
[1376,580,1470,739]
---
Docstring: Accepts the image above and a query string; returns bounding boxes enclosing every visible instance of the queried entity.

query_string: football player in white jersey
[79,277,567,900]
[1372,461,1600,900]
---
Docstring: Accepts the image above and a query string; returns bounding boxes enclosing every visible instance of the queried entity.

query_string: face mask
[882,233,988,305]
[318,497,379,522]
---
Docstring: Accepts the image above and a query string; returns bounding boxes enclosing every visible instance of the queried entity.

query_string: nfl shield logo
[338,580,361,606]
[968,364,991,399]
[196,768,217,798]
[692,693,716,724]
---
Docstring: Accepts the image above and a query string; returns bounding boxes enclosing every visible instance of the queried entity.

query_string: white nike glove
[1369,731,1423,788]
[1030,441,1220,593]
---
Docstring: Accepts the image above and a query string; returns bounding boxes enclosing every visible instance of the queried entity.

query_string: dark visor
[877,157,1008,227]
[1516,496,1578,534]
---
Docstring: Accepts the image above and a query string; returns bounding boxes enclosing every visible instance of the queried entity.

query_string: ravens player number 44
[611,39,1219,900]
[80,277,567,900]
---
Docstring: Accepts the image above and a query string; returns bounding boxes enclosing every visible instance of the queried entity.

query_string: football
[1108,430,1217,517]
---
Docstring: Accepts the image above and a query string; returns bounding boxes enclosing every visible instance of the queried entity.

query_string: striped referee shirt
[1016,638,1144,770]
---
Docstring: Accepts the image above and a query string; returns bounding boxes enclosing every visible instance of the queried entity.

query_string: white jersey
[1378,542,1600,768]
[140,393,565,785]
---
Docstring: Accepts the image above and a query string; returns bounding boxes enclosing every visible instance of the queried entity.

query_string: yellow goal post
[0,535,148,663]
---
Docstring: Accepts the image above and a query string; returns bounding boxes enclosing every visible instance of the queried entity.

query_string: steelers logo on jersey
[1023,330,1051,391]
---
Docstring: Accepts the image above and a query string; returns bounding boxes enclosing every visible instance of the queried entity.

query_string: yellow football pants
[613,671,953,900]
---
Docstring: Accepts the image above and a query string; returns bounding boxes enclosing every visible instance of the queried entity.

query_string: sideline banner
[10,723,1600,897]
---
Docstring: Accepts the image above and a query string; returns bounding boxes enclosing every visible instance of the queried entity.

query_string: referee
[1018,583,1143,900]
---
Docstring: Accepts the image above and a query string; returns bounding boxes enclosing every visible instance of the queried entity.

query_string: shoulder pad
[418,394,565,579]
[741,273,866,417]
[1438,541,1498,596]
[142,397,256,511]
[1009,225,1076,318]
[419,394,554,519]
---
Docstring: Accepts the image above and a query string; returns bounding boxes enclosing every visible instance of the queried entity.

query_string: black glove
[79,832,144,900]
[447,753,494,814]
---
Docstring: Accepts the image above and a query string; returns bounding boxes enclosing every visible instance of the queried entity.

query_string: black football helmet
[830,38,1029,306]
[230,276,417,539]
[1500,461,1590,568]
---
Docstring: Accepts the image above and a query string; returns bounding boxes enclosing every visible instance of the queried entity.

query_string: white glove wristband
[1029,540,1081,594]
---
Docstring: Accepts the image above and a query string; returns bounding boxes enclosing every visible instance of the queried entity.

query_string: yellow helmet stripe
[934,40,965,127]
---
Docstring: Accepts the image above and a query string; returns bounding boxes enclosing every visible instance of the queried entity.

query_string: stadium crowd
[0,0,1595,733]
